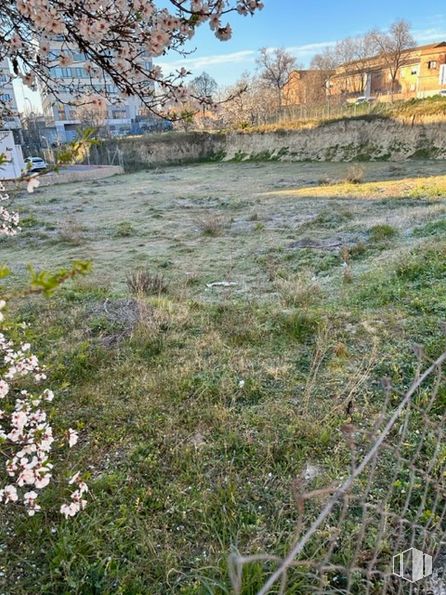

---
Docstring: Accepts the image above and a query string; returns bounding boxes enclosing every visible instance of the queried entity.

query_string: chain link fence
[230,339,446,594]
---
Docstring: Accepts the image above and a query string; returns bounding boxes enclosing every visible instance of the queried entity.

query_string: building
[41,41,153,143]
[0,60,25,180]
[284,70,330,106]
[0,130,26,180]
[0,59,22,130]
[284,41,446,106]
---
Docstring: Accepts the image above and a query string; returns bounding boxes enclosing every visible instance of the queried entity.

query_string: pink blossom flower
[1,485,18,503]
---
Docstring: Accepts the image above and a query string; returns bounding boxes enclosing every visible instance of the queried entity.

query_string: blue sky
[158,0,446,84]
[19,0,446,111]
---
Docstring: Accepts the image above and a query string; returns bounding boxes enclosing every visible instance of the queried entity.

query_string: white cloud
[158,40,337,75]
[414,26,446,43]
[158,22,446,83]
[158,49,257,72]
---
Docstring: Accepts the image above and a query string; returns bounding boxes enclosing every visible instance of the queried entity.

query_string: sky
[17,0,446,112]
[158,0,446,83]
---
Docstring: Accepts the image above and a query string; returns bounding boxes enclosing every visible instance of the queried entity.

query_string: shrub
[58,218,84,246]
[196,215,226,237]
[369,224,397,242]
[344,164,365,184]
[115,221,135,237]
[275,272,322,308]
[126,269,169,296]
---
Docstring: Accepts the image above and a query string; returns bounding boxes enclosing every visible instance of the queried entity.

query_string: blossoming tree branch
[0,1,264,517]
[1,0,264,115]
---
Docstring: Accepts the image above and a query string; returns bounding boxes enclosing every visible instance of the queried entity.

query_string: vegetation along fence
[230,337,446,594]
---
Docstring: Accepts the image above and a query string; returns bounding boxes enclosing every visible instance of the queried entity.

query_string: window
[111,110,127,119]
[72,52,85,63]
[428,60,438,69]
[411,67,418,75]
[0,94,11,102]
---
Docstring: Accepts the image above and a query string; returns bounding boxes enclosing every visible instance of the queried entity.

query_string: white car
[25,156,48,173]
[438,89,446,97]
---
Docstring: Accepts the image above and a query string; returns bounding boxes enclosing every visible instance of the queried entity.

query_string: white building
[0,59,21,131]
[41,42,153,142]
[0,130,25,180]
[0,60,25,179]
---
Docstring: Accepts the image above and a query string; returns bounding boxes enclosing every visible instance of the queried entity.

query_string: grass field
[1,160,446,593]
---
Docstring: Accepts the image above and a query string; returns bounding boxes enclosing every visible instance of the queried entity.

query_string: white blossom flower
[68,428,79,447]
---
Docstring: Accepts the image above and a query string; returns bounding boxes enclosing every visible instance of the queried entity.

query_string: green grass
[1,160,446,593]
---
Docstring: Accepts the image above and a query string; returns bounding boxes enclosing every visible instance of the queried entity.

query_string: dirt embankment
[93,118,446,168]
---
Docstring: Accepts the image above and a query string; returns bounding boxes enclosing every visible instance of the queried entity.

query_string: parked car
[25,156,48,172]
[354,96,375,105]
[438,89,446,97]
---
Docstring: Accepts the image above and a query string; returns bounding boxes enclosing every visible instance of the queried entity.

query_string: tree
[310,47,339,101]
[190,72,218,101]
[256,47,297,107]
[220,73,278,129]
[190,72,218,122]
[75,96,108,133]
[0,0,264,519]
[0,1,264,118]
[369,20,415,98]
[334,34,375,94]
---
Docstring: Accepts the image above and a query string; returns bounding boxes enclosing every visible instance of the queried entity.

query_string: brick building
[284,41,446,105]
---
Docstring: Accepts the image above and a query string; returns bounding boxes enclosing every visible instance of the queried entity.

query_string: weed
[114,221,135,237]
[307,208,353,229]
[126,269,168,296]
[196,214,226,236]
[58,218,85,245]
[275,272,322,308]
[344,164,365,184]
[413,219,446,237]
[369,224,398,242]
[20,213,39,228]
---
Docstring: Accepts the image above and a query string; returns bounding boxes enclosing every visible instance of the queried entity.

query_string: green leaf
[27,260,92,296]
[0,265,11,280]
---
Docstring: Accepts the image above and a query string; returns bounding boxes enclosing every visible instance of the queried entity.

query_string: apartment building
[284,41,446,106]
[41,42,153,142]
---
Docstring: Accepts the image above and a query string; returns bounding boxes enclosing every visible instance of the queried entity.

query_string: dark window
[428,60,438,69]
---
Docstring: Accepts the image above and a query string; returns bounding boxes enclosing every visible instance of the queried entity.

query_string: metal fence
[230,339,446,594]
[259,98,409,128]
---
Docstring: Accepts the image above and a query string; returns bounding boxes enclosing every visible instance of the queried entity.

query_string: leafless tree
[75,100,108,132]
[334,34,375,94]
[310,47,339,100]
[219,73,278,128]
[190,72,218,102]
[369,20,415,98]
[256,47,297,107]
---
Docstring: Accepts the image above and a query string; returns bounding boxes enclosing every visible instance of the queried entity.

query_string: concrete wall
[39,165,123,187]
[223,118,446,161]
[97,118,446,168]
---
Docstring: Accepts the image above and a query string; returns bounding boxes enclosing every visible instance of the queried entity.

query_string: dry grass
[3,160,446,593]
[263,174,446,201]
[344,164,365,185]
[58,217,85,245]
[126,269,169,296]
[196,214,226,236]
[275,272,322,308]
